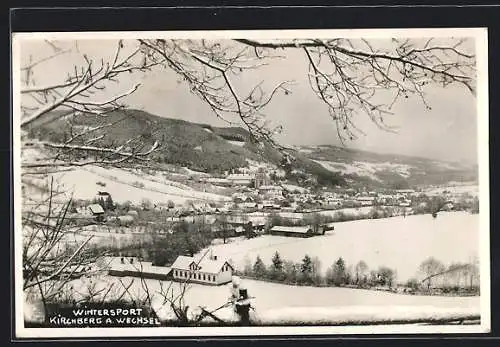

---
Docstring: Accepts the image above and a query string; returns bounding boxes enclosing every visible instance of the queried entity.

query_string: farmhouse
[170,253,234,285]
[399,199,412,207]
[191,202,215,214]
[202,177,232,186]
[239,202,259,211]
[270,225,316,238]
[258,185,284,198]
[226,173,255,187]
[106,257,173,280]
[325,198,344,208]
[96,191,111,198]
[356,196,376,206]
[87,203,105,222]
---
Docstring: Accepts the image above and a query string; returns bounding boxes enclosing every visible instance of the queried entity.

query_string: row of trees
[267,212,336,228]
[241,252,397,288]
[241,253,480,294]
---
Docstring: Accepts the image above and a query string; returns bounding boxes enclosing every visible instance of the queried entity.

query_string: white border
[12,28,490,338]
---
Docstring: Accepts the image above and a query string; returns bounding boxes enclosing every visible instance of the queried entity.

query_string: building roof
[170,254,233,274]
[357,196,375,201]
[270,225,313,234]
[170,255,195,270]
[88,204,104,214]
[259,185,283,190]
[227,174,254,180]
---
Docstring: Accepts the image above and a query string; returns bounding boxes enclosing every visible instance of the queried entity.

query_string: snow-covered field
[57,275,480,324]
[282,184,309,193]
[26,165,230,205]
[424,185,479,197]
[313,160,413,180]
[200,212,479,283]
[227,140,246,147]
[25,212,481,326]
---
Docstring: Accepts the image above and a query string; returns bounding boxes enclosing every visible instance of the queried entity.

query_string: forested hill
[26,108,477,189]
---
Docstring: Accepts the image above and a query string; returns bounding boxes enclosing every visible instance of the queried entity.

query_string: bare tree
[18,37,476,169]
[419,257,446,289]
[140,37,475,146]
[355,260,369,285]
[20,39,161,170]
[22,179,112,317]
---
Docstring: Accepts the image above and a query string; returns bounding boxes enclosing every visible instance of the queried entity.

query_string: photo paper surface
[12,28,490,338]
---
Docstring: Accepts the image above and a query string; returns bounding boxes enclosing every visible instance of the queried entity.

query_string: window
[174,270,178,277]
[203,274,206,281]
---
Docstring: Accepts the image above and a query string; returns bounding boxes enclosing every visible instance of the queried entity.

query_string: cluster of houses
[196,165,279,188]
[77,166,466,238]
[226,186,424,212]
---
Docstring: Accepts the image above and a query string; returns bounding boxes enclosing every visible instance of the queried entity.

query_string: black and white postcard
[12,28,490,338]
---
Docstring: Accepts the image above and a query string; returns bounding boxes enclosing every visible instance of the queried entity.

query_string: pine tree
[333,257,347,286]
[253,256,267,278]
[269,251,284,281]
[98,197,105,210]
[105,195,115,211]
[271,251,283,272]
[300,254,313,283]
[301,254,312,273]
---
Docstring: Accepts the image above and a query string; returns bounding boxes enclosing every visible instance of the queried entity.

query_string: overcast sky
[17,36,480,164]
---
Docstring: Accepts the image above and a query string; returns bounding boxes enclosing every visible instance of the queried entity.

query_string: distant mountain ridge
[26,108,478,189]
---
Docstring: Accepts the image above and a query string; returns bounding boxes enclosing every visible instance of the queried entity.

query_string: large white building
[170,253,234,285]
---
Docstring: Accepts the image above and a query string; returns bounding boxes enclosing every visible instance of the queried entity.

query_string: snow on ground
[276,207,374,220]
[124,167,194,191]
[313,160,379,181]
[434,161,464,171]
[59,275,479,324]
[282,184,309,193]
[227,140,246,147]
[21,146,48,163]
[424,185,479,197]
[182,167,210,176]
[313,160,413,180]
[38,165,229,205]
[298,148,314,154]
[246,159,278,173]
[200,212,479,283]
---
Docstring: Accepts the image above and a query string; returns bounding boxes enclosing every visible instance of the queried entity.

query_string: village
[16,31,486,332]
[53,163,479,296]
[75,164,476,236]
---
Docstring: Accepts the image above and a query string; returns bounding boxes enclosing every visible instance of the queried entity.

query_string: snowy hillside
[313,159,413,181]
[24,165,231,205]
